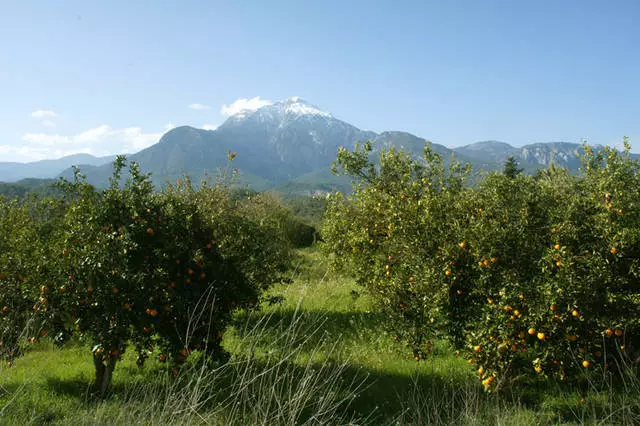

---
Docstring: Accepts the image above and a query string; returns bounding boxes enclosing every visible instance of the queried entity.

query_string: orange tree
[323,140,640,390]
[30,157,293,393]
[0,195,66,364]
[0,198,37,363]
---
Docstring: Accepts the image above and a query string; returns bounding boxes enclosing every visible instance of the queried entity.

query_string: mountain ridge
[4,98,635,193]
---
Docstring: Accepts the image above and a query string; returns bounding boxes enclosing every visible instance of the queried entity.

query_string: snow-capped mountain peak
[276,97,332,118]
[223,97,332,127]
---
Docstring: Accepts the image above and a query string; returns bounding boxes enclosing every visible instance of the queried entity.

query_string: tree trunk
[93,355,117,395]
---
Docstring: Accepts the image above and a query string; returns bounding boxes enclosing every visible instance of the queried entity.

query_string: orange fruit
[477,366,484,375]
[582,360,590,368]
[537,332,546,341]
[146,228,154,236]
[611,247,617,255]
[605,329,613,337]
[474,345,482,353]
[518,331,526,339]
[572,310,579,318]
[2,306,8,313]
[615,329,623,337]
[550,304,557,312]
[150,309,158,317]
[459,242,467,249]
[554,244,561,250]
[445,270,452,277]
[535,366,543,373]
[528,328,536,335]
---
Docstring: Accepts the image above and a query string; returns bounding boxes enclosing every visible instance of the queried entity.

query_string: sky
[1,0,639,162]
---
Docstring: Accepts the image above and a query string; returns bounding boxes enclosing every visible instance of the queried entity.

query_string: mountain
[61,98,377,189]
[0,153,115,183]
[454,141,638,173]
[47,97,638,194]
[454,141,519,164]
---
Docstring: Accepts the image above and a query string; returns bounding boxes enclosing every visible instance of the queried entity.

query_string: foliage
[323,139,640,390]
[0,179,60,199]
[0,157,294,392]
[503,156,523,178]
[284,195,329,226]
[0,194,66,363]
[2,248,639,424]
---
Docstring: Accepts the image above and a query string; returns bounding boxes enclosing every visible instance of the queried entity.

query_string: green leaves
[324,141,640,390]
[0,158,294,391]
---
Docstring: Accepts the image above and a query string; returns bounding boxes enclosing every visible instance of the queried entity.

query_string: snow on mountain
[279,97,331,117]
[226,97,331,124]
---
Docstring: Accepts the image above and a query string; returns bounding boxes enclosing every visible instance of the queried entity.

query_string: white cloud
[40,120,56,127]
[189,103,210,110]
[22,133,71,146]
[220,96,272,117]
[74,124,112,143]
[0,144,87,163]
[31,109,57,118]
[16,125,163,162]
[164,123,177,131]
[201,123,218,131]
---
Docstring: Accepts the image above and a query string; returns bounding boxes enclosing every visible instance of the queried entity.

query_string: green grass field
[1,248,639,425]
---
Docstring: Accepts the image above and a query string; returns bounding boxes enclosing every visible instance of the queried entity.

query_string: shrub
[323,140,640,390]
[2,157,293,393]
[0,195,65,363]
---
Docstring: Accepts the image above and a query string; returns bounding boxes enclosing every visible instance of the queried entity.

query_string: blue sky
[1,0,638,162]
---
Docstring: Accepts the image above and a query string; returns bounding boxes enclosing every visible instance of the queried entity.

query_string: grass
[1,247,639,424]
